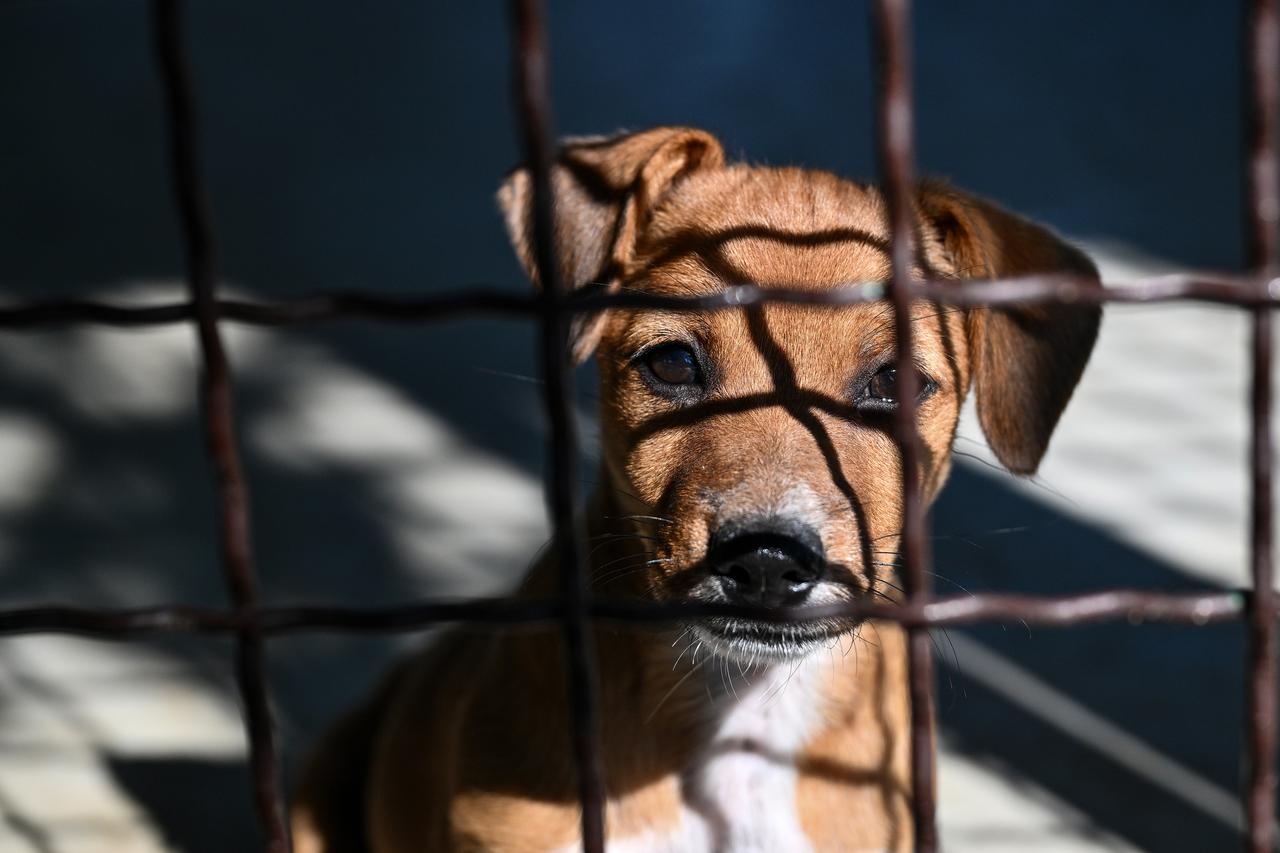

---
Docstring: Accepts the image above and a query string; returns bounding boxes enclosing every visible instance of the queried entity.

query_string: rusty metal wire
[510,1,606,849]
[0,1,1274,851]
[0,589,1248,637]
[1245,2,1280,851]
[151,2,289,851]
[869,0,937,848]
[3,272,1279,332]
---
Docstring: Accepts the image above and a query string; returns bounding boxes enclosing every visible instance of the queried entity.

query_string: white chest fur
[577,655,829,853]
[680,656,823,852]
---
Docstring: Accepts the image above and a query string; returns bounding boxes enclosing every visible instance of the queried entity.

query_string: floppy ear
[917,182,1102,475]
[497,127,724,362]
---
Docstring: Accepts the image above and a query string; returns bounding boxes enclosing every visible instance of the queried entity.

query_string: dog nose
[708,525,825,608]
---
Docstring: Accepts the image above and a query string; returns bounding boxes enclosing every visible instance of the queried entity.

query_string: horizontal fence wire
[0,0,1273,852]
[2,273,1279,331]
[0,590,1250,637]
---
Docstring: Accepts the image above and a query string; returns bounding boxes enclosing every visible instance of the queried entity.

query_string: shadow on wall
[108,758,259,853]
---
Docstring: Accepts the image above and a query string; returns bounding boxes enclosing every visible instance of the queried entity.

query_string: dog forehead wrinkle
[637,166,897,291]
[660,165,888,234]
[631,253,728,296]
[719,233,890,291]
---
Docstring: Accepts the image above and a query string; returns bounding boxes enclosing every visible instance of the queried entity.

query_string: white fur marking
[561,655,828,852]
[685,656,820,852]
[713,482,824,533]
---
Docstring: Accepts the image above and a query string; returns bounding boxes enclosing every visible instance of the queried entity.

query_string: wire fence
[0,1,1276,851]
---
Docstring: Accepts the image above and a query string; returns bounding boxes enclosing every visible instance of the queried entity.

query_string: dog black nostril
[780,566,814,587]
[724,562,753,589]
[707,527,826,607]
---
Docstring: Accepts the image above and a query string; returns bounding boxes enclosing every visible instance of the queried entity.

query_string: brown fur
[291,127,1101,852]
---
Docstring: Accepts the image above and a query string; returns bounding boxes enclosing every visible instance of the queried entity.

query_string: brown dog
[291,126,1100,853]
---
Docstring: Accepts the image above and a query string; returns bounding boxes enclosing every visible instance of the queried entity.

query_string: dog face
[501,127,1100,662]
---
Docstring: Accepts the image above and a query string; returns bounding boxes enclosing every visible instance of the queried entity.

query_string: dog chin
[689,620,842,665]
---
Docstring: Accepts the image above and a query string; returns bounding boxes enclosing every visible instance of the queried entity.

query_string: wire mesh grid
[0,1,1276,851]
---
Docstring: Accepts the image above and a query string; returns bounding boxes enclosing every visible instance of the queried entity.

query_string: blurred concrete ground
[0,243,1268,852]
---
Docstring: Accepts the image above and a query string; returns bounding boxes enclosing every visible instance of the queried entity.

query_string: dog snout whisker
[602,514,676,526]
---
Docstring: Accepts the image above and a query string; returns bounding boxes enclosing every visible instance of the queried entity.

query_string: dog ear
[497,127,724,361]
[917,182,1102,476]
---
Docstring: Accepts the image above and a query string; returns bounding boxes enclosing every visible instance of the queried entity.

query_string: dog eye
[867,366,899,402]
[644,344,701,386]
[857,365,935,412]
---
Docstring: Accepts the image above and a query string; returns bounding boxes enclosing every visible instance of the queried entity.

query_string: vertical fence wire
[151,2,291,850]
[508,2,607,851]
[1245,1,1280,851]
[870,1,938,850]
